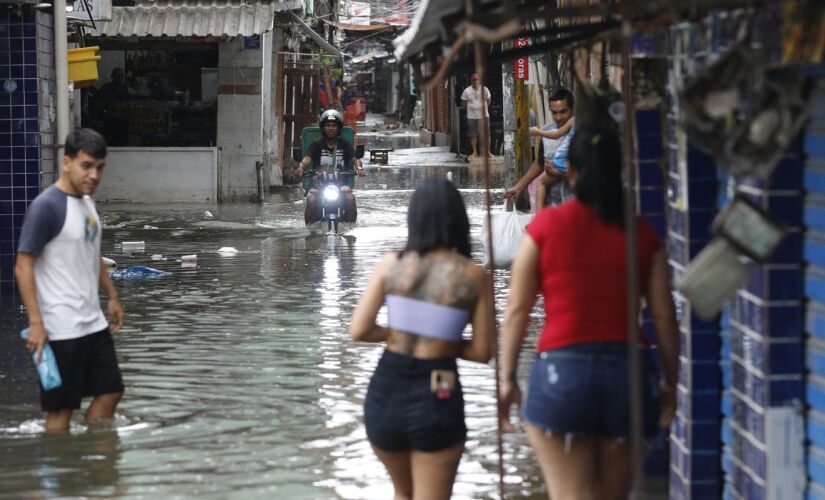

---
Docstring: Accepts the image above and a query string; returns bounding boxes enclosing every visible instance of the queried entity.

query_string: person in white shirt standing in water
[460,73,494,159]
[15,128,125,433]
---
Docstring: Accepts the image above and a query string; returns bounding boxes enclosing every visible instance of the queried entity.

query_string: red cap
[471,73,479,81]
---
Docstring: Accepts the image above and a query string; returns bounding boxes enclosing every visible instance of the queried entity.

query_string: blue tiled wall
[806,77,825,499]
[0,6,41,293]
[665,21,723,499]
[721,139,805,500]
[636,106,670,477]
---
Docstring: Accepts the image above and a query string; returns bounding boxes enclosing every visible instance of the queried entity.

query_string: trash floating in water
[102,256,118,269]
[181,262,197,269]
[121,241,145,252]
[446,171,454,182]
[204,210,214,218]
[151,254,163,261]
[109,266,171,279]
[143,225,159,230]
[381,184,388,190]
[181,254,197,262]
[217,247,239,255]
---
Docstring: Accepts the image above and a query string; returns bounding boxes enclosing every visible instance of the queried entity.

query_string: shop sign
[340,0,371,26]
[67,0,112,22]
[244,36,261,49]
[514,37,528,80]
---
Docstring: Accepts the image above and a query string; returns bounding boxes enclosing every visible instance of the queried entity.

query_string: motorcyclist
[295,109,364,225]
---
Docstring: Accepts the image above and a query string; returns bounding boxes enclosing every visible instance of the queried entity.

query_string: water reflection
[0,159,552,498]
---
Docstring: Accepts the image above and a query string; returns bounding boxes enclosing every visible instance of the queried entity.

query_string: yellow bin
[67,46,101,88]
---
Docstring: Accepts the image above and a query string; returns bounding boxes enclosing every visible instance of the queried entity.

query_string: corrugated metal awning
[90,0,301,38]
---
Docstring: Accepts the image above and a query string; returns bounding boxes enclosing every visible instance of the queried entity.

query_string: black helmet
[319,109,344,129]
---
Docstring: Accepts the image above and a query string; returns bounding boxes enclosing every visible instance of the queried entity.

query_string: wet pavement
[0,150,556,499]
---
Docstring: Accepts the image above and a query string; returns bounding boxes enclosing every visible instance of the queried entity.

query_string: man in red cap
[460,73,493,159]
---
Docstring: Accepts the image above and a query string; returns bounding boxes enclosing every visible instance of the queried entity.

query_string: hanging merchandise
[722,70,808,179]
[711,195,787,264]
[677,238,750,320]
[680,45,756,156]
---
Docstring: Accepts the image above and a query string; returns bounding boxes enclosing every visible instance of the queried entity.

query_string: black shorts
[41,328,124,412]
[364,350,466,452]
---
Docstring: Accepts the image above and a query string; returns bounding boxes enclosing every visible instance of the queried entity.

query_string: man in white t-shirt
[460,73,493,158]
[15,128,125,433]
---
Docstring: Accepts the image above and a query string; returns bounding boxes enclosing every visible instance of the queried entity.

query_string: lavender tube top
[386,294,470,342]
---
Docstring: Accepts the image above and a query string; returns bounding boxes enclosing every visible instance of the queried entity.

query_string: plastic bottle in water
[20,328,62,390]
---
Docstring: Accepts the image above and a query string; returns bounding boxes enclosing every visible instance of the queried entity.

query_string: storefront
[84,0,302,203]
[83,39,218,148]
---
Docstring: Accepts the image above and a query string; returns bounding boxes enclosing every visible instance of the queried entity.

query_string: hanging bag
[482,204,532,269]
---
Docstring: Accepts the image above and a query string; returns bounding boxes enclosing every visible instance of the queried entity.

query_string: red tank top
[525,199,662,352]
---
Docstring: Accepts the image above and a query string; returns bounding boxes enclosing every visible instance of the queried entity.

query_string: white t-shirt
[540,122,563,163]
[461,85,491,119]
[17,186,108,341]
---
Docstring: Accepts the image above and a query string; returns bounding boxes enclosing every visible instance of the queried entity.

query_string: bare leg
[372,445,413,500]
[595,438,632,500]
[525,423,598,500]
[470,136,478,157]
[45,409,73,433]
[410,442,464,500]
[85,391,122,427]
[486,134,494,158]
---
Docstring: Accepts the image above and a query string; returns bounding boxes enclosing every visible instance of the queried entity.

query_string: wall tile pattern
[0,6,41,294]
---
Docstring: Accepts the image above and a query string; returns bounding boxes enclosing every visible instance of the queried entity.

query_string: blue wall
[0,5,42,294]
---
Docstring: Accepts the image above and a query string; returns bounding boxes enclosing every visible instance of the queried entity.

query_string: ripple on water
[0,166,556,498]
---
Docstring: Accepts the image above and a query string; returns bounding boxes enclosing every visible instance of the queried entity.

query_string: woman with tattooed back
[350,178,494,500]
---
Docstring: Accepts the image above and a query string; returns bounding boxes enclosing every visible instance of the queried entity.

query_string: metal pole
[475,43,505,500]
[54,0,69,171]
[620,17,644,499]
[464,2,505,497]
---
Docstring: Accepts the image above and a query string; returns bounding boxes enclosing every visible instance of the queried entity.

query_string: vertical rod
[620,18,644,499]
[475,42,505,500]
[515,77,529,208]
[54,0,69,171]
[464,2,505,497]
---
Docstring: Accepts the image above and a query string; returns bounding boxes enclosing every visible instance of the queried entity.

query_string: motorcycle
[312,170,354,233]
[292,125,364,233]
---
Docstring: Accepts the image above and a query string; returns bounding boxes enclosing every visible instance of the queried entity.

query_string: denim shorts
[523,342,660,439]
[364,350,466,452]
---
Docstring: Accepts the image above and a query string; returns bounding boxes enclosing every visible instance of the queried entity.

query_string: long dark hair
[568,126,624,227]
[403,178,471,257]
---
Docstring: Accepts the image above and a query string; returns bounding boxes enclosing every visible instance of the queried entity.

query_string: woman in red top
[499,127,679,499]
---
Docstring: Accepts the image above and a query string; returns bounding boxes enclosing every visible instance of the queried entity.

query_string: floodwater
[0,153,555,499]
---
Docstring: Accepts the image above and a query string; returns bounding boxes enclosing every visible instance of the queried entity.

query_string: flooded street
[0,151,551,499]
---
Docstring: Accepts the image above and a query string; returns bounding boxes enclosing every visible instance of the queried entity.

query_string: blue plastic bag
[20,328,62,390]
[109,265,171,279]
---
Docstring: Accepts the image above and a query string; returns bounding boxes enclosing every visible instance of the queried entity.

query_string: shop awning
[90,0,303,38]
[393,0,766,63]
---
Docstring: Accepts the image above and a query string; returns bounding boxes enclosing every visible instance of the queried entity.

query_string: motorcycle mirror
[292,148,302,163]
[355,144,365,159]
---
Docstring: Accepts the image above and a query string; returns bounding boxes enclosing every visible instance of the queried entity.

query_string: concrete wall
[95,147,218,203]
[216,35,267,202]
[269,30,285,186]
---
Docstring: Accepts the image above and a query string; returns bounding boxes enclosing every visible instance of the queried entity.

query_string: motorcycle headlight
[323,185,340,201]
